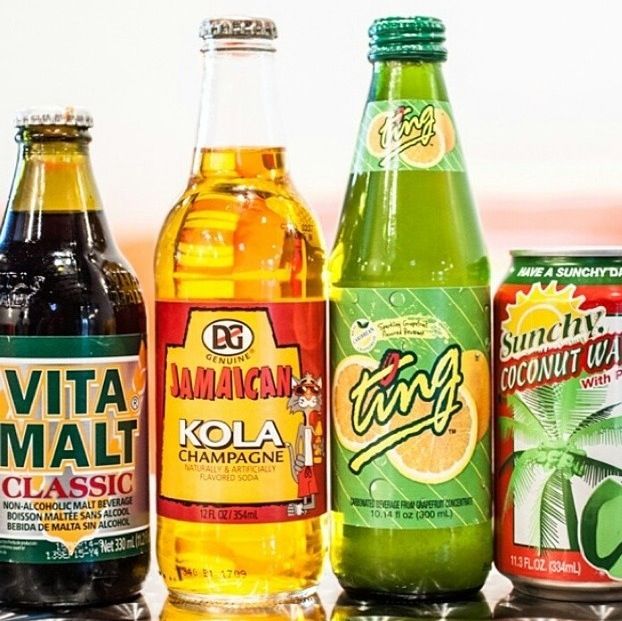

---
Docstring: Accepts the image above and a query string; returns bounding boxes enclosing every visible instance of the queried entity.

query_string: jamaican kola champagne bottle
[155,17,327,604]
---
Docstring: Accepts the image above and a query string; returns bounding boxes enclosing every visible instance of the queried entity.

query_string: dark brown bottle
[0,108,149,606]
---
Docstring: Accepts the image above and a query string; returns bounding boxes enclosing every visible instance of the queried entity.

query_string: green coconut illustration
[580,478,622,579]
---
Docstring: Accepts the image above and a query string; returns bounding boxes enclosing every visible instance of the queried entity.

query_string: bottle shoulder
[329,170,489,289]
[160,175,323,238]
[155,174,325,302]
[0,241,145,336]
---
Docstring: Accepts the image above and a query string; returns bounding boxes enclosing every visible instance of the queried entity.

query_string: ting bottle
[155,18,327,604]
[0,108,149,606]
[329,17,492,599]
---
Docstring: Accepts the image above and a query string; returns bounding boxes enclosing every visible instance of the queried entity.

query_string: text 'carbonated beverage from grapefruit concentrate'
[155,18,327,604]
[495,250,622,601]
[0,108,150,607]
[329,16,492,600]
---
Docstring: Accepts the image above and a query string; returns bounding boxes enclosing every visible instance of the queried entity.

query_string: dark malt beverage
[0,108,149,606]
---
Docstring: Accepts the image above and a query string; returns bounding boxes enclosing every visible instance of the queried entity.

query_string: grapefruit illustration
[366,112,391,158]
[333,355,383,452]
[388,387,478,485]
[461,349,490,441]
[434,107,456,153]
[400,129,445,169]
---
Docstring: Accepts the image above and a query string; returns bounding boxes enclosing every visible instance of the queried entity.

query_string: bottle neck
[367,59,449,102]
[192,42,286,177]
[1,127,107,245]
[7,130,102,214]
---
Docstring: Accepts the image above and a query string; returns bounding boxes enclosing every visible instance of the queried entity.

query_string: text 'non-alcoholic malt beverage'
[0,108,149,606]
[155,18,327,604]
[495,249,622,601]
[329,16,492,600]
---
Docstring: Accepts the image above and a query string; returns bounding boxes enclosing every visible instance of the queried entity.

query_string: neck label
[354,99,465,173]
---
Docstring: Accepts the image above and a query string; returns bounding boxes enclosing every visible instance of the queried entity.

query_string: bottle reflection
[331,592,492,620]
[494,589,622,619]
[0,594,150,620]
[160,594,325,621]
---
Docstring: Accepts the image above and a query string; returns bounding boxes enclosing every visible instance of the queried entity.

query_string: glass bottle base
[341,584,483,603]
[168,585,319,609]
[0,557,148,608]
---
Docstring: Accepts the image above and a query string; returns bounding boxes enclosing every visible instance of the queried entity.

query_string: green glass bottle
[329,17,492,599]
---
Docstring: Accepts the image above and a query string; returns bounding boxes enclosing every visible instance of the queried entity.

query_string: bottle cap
[15,107,93,128]
[199,17,277,41]
[369,16,447,62]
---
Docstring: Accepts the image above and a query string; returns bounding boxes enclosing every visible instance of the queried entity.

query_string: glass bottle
[155,17,327,604]
[0,107,149,606]
[329,16,492,599]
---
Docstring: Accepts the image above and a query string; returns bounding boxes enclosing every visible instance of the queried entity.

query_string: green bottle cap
[368,16,447,62]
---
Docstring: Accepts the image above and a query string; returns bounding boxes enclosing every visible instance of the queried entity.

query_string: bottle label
[331,287,490,529]
[353,99,465,173]
[156,301,327,524]
[0,335,149,564]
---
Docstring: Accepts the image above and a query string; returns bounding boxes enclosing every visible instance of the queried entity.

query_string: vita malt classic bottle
[0,108,150,606]
[155,18,327,604]
[330,17,492,599]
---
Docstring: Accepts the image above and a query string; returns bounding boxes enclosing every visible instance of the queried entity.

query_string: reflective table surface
[3,568,622,620]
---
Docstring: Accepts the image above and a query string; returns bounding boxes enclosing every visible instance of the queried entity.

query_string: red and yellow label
[156,301,326,524]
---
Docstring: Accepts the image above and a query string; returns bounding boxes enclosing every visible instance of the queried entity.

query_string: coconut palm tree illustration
[499,379,622,552]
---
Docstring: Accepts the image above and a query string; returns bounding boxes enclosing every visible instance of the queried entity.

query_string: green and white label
[353,99,465,173]
[0,335,149,563]
[331,287,490,529]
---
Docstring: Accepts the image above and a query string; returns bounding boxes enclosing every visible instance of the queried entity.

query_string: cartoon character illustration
[286,373,324,517]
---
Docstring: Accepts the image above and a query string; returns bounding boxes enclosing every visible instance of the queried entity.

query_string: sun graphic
[502,281,585,336]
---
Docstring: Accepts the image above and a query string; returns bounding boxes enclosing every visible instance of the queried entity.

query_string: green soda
[329,16,492,599]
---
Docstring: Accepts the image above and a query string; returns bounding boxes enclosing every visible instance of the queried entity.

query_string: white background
[0,0,621,239]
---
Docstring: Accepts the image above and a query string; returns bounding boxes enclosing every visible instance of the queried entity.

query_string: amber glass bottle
[0,108,149,606]
[155,18,326,604]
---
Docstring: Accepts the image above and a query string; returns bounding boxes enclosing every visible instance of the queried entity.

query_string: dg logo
[202,319,254,356]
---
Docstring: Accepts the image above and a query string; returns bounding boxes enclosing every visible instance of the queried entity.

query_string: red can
[495,249,622,601]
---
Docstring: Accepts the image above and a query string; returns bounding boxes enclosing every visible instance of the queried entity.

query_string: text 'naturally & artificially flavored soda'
[0,108,150,606]
[329,17,492,600]
[495,250,622,601]
[155,18,327,604]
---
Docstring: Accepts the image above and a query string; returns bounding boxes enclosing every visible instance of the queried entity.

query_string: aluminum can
[495,249,622,600]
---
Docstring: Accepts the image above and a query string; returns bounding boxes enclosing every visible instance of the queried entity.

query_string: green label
[0,334,149,563]
[353,99,465,173]
[331,287,491,529]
